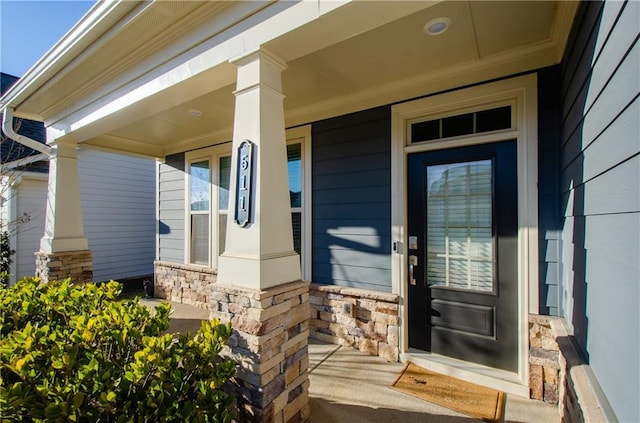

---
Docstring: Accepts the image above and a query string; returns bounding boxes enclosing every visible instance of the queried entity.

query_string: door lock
[409,255,418,285]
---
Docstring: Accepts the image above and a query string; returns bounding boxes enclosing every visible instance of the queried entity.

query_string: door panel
[407,140,518,372]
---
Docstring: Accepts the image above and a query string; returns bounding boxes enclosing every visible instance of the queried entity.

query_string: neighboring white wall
[0,177,8,232]
[78,149,156,282]
[9,149,156,283]
[14,175,47,280]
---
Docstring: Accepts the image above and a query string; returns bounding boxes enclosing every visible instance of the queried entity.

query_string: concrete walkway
[140,299,559,422]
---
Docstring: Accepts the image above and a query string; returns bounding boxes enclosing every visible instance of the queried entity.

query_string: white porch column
[36,137,92,283]
[213,49,309,423]
[218,48,301,289]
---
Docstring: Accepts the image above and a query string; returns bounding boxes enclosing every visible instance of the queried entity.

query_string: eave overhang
[0,0,579,159]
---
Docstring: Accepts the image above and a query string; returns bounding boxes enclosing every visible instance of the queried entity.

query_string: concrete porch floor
[308,338,559,423]
[140,299,559,422]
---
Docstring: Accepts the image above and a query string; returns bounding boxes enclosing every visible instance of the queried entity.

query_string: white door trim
[390,74,538,394]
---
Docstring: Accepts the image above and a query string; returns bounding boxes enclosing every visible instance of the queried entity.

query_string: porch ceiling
[5,1,576,158]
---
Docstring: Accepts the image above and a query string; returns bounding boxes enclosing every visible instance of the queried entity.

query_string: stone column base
[35,250,93,283]
[210,280,310,423]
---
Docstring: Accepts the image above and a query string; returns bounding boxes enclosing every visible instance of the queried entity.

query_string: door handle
[409,255,418,285]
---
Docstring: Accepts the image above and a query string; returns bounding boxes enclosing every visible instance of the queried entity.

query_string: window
[288,143,302,255]
[218,155,231,256]
[184,127,310,274]
[189,160,210,265]
[411,105,512,144]
[186,146,229,268]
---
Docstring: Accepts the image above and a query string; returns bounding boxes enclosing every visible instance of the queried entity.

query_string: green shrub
[0,278,237,422]
[0,231,15,287]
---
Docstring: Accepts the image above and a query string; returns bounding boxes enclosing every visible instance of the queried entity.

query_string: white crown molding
[550,1,580,62]
[163,128,234,157]
[82,134,164,159]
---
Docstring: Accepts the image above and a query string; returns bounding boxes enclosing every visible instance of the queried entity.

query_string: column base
[210,280,310,423]
[217,252,301,290]
[35,250,93,283]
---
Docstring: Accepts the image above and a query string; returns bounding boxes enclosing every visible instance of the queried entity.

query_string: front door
[407,140,518,372]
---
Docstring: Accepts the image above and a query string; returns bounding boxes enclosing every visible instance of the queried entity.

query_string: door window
[426,159,494,292]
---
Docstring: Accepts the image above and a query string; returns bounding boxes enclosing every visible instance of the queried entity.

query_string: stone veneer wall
[35,250,93,283]
[529,315,561,404]
[154,261,217,309]
[529,315,608,422]
[209,280,310,423]
[309,284,399,362]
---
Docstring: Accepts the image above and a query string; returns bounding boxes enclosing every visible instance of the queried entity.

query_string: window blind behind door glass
[426,160,493,291]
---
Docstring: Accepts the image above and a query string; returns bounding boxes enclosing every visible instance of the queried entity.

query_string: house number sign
[234,140,254,227]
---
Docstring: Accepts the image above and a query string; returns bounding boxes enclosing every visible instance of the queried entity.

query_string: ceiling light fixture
[188,109,202,117]
[424,17,451,36]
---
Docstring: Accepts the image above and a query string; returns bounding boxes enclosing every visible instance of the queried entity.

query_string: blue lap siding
[311,106,392,292]
[559,1,639,420]
[537,66,562,316]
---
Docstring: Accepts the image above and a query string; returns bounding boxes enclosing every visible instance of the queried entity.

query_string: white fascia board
[49,1,353,143]
[0,153,49,171]
[0,1,139,120]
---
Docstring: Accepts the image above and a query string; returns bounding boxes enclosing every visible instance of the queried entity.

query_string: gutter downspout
[2,107,53,157]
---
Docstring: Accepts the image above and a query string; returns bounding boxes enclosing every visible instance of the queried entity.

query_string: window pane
[411,119,440,143]
[190,161,210,211]
[476,106,511,133]
[219,156,231,210]
[442,113,474,138]
[426,160,493,291]
[218,213,227,255]
[291,212,301,255]
[287,144,302,208]
[190,214,209,265]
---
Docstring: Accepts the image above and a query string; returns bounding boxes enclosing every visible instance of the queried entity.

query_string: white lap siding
[11,149,156,282]
[77,149,156,282]
[157,153,185,264]
[14,176,47,280]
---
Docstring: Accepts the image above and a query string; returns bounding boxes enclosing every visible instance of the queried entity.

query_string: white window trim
[183,125,312,279]
[285,125,312,281]
[391,74,538,395]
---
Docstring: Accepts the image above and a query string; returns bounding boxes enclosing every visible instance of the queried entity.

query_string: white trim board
[390,73,539,394]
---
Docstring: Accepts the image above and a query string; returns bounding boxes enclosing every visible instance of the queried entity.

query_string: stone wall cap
[35,250,92,258]
[154,260,218,275]
[212,280,309,300]
[310,283,399,303]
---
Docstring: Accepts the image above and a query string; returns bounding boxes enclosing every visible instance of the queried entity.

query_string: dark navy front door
[407,140,518,372]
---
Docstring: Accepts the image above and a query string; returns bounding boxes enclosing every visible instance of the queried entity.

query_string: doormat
[390,362,506,422]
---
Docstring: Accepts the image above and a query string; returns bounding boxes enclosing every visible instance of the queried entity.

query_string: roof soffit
[28,1,237,122]
[5,0,578,158]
